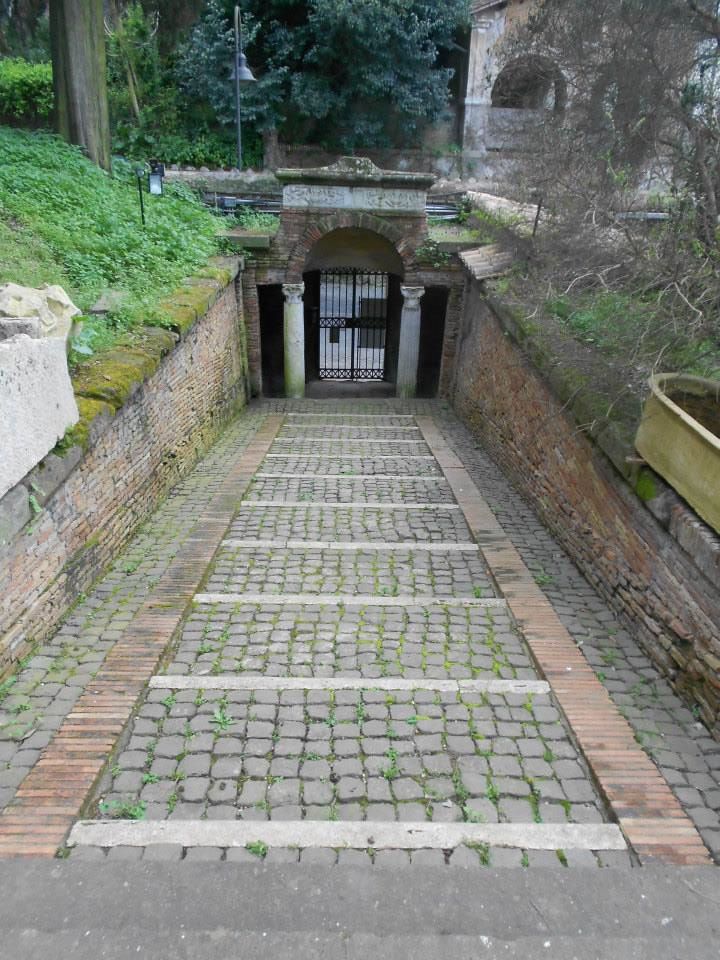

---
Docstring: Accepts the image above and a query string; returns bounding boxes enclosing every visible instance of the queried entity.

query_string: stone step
[206,545,496,599]
[227,504,471,543]
[176,600,525,681]
[286,413,416,420]
[98,679,602,829]
[273,438,428,446]
[148,675,550,695]
[69,820,625,852]
[279,426,421,434]
[221,539,480,552]
[194,594,505,607]
[263,455,440,476]
[246,476,452,503]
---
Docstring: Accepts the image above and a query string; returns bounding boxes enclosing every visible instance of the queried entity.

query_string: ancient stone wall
[453,279,720,738]
[0,266,248,675]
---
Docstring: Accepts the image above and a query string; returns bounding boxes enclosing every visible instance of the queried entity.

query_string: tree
[49,0,111,170]
[177,0,469,151]
[490,0,720,400]
[499,0,720,250]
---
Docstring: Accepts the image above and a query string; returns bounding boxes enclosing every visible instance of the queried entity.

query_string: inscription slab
[283,183,426,213]
[277,156,434,215]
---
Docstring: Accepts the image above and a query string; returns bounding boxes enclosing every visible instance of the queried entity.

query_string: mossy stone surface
[159,281,224,336]
[635,469,658,502]
[55,397,114,454]
[72,346,161,410]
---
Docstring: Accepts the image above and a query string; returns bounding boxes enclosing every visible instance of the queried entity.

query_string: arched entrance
[302,227,405,392]
[491,56,566,113]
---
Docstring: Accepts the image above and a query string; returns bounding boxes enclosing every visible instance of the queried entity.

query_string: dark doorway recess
[320,268,388,381]
[417,286,449,398]
[304,269,402,387]
[259,284,285,397]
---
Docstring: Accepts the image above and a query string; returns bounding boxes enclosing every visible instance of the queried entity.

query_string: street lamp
[148,160,165,196]
[233,5,256,171]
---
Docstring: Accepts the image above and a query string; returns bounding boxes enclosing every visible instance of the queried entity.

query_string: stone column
[462,9,505,152]
[282,282,305,398]
[396,285,425,399]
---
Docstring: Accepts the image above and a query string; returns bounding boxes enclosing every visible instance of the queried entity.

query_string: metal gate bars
[318,269,388,380]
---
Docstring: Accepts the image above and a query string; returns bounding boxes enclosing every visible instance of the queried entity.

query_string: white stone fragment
[0,284,80,500]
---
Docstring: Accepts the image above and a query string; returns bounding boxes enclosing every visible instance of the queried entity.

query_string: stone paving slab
[205,546,495,598]
[246,476,453,502]
[171,603,529,680]
[262,455,440,477]
[96,684,605,826]
[227,504,472,543]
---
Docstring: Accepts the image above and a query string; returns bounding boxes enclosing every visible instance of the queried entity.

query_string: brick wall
[453,280,720,738]
[0,276,248,675]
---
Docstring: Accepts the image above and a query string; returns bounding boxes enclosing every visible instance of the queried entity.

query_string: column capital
[282,282,305,305]
[400,285,425,310]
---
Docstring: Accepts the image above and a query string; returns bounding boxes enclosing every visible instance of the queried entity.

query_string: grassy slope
[0,126,222,358]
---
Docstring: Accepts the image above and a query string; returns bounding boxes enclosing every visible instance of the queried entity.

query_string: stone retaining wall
[0,261,249,675]
[452,279,720,739]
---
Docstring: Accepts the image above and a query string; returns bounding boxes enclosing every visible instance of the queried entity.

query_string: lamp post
[135,166,146,226]
[234,5,257,171]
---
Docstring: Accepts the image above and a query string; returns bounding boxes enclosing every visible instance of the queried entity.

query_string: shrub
[0,59,53,123]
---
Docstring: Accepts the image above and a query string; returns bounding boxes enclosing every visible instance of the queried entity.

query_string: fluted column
[282,282,305,398]
[396,285,425,399]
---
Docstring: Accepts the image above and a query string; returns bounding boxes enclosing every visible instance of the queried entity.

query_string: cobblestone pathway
[1,401,718,868]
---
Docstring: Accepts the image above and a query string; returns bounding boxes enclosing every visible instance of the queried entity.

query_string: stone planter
[635,373,720,533]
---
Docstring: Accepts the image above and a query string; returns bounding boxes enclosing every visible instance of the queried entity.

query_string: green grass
[545,290,720,379]
[231,208,279,234]
[0,125,222,355]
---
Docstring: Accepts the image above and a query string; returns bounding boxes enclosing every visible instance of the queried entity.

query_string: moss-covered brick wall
[452,278,720,740]
[0,258,249,674]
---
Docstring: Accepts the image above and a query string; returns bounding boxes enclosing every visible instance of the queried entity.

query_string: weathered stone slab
[277,157,433,214]
[0,285,80,499]
[68,819,627,851]
[0,485,32,547]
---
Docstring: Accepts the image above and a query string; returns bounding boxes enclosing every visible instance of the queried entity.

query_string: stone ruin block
[0,283,80,500]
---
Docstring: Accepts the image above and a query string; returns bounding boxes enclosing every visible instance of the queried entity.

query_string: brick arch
[285,211,420,281]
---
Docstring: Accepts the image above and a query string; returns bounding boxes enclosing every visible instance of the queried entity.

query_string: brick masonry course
[452,283,720,741]
[0,267,250,678]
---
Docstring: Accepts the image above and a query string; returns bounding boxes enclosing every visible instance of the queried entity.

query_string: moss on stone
[55,397,114,454]
[72,346,161,410]
[635,469,658,502]
[195,264,234,285]
[158,280,223,336]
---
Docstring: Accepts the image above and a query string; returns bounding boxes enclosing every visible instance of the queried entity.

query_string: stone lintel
[276,156,435,191]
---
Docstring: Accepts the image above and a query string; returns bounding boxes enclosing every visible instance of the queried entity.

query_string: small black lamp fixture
[233,5,257,170]
[148,160,165,196]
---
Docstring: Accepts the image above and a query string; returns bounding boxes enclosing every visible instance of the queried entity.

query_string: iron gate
[318,269,388,380]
